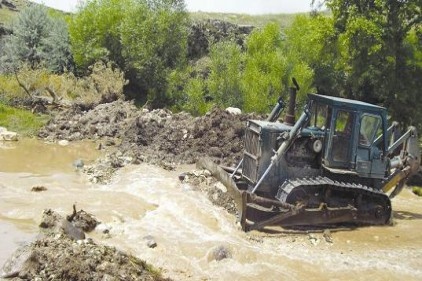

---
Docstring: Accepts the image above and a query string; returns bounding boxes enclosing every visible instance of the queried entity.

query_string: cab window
[335,110,353,135]
[359,114,382,146]
[309,103,330,130]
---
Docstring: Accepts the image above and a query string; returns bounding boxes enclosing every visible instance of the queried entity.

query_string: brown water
[1,139,422,280]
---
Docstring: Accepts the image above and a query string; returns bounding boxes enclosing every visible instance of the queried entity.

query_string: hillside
[190,11,301,29]
[0,0,30,24]
[0,0,307,30]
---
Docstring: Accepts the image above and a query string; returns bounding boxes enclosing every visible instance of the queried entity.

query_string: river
[1,139,422,280]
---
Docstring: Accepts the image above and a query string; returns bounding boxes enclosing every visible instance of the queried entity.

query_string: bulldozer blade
[197,158,388,231]
[197,158,245,215]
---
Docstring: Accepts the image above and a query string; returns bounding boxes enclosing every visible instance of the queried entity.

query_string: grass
[2,1,311,29]
[190,11,302,29]
[0,0,31,25]
[0,103,49,136]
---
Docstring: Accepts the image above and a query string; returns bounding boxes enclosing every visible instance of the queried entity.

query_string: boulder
[225,107,242,115]
[58,140,69,146]
[0,128,18,141]
[207,245,232,261]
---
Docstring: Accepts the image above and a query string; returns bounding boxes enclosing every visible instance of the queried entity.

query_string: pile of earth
[1,208,168,281]
[38,99,259,182]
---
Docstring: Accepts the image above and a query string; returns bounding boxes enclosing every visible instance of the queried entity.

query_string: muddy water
[1,139,422,280]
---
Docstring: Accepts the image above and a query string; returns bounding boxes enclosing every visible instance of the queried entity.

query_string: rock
[39,209,63,229]
[58,140,69,146]
[214,182,227,193]
[61,219,85,240]
[308,234,320,246]
[67,206,100,232]
[225,107,242,115]
[178,172,187,181]
[143,235,157,248]
[31,186,47,192]
[2,0,17,11]
[39,209,86,240]
[73,159,85,169]
[207,245,232,261]
[188,19,254,59]
[323,229,333,243]
[0,130,18,141]
[0,244,32,278]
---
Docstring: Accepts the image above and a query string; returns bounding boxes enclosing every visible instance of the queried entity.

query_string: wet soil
[38,100,258,182]
[1,208,168,281]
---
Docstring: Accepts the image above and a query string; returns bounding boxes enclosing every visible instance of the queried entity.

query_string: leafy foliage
[175,23,314,116]
[0,62,126,108]
[69,0,127,71]
[324,0,422,127]
[241,23,313,113]
[207,41,244,108]
[69,0,189,107]
[0,5,73,73]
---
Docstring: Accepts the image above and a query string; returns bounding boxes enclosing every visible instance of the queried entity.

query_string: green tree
[69,0,189,107]
[206,41,244,108]
[285,14,344,96]
[241,23,313,113]
[1,5,51,70]
[120,0,188,106]
[325,0,422,126]
[42,18,74,73]
[0,5,73,73]
[69,0,127,71]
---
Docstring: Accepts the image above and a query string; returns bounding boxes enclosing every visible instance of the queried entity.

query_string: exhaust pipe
[284,78,300,126]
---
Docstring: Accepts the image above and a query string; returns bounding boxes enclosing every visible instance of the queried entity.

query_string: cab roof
[308,94,386,113]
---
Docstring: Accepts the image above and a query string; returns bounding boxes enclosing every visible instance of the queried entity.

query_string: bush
[241,23,313,113]
[0,62,127,108]
[0,5,73,73]
[207,41,244,108]
[69,0,189,107]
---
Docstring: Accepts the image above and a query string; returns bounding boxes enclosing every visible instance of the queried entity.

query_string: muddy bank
[38,100,257,183]
[1,208,168,281]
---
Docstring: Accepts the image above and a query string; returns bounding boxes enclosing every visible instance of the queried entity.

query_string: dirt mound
[1,209,168,281]
[39,101,259,182]
[121,107,253,166]
[38,99,139,142]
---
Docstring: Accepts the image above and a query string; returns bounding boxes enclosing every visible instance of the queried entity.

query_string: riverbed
[1,139,422,280]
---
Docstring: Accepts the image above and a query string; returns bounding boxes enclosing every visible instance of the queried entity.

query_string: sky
[30,0,318,14]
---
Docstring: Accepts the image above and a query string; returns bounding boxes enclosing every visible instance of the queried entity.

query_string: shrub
[69,0,189,107]
[207,41,244,108]
[0,5,73,73]
[0,62,127,108]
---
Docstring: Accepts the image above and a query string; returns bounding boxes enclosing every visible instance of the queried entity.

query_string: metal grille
[243,153,258,183]
[245,128,259,155]
[243,126,261,183]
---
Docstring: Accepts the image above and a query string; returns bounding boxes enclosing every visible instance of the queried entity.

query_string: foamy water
[1,139,422,280]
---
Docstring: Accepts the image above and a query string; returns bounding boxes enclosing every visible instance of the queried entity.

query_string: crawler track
[275,176,392,226]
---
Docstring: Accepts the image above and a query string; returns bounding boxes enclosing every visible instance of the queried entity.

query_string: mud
[39,100,258,183]
[1,209,168,281]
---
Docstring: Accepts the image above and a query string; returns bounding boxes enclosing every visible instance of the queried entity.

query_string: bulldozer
[199,79,420,231]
